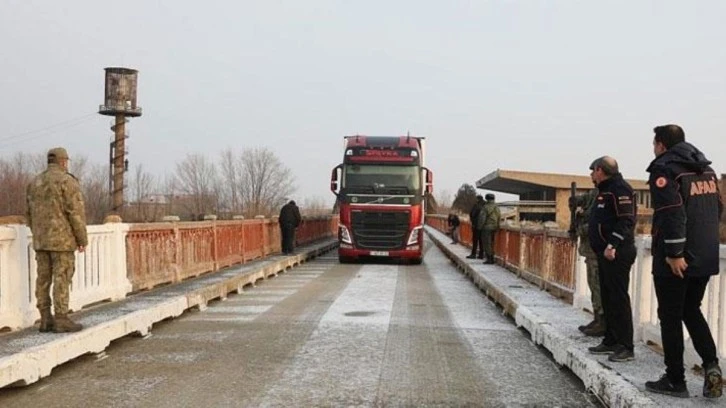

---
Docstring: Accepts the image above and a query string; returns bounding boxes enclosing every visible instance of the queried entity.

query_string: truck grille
[351,210,410,250]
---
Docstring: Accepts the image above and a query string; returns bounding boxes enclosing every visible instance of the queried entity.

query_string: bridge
[0,215,724,406]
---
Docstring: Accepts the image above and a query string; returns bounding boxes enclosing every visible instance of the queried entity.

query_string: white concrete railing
[0,227,20,330]
[574,236,726,365]
[0,224,131,330]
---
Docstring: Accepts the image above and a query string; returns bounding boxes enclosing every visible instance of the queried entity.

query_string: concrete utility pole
[98,67,142,215]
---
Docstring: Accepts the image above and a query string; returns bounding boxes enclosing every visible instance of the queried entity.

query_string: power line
[0,113,98,147]
[0,113,97,144]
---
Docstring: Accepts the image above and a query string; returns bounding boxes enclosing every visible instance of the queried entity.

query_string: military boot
[578,318,597,333]
[582,314,606,337]
[38,309,55,333]
[703,362,723,398]
[53,314,83,333]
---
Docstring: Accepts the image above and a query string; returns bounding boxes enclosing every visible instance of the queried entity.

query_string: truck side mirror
[331,165,342,196]
[423,167,433,195]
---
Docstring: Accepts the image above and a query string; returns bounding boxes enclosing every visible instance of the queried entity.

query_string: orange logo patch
[655,177,667,188]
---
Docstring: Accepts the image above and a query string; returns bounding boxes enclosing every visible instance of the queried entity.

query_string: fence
[427,214,726,363]
[0,216,338,331]
[428,215,577,299]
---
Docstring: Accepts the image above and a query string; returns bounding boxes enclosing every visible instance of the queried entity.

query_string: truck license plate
[370,251,389,256]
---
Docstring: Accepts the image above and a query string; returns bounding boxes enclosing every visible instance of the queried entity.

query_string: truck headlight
[407,226,423,246]
[339,225,352,244]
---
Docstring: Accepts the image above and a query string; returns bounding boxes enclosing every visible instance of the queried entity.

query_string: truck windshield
[343,164,419,194]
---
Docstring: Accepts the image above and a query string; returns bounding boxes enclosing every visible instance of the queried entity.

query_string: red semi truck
[330,135,433,264]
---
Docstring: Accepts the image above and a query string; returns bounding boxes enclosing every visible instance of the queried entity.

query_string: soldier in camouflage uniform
[478,193,501,265]
[570,188,605,336]
[26,147,88,333]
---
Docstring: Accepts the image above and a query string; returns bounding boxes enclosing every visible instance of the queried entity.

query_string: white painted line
[204,305,274,314]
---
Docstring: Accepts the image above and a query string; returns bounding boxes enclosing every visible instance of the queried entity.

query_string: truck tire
[339,256,354,264]
[409,257,423,265]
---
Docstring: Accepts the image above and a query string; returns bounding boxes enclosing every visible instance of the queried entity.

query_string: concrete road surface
[0,241,599,407]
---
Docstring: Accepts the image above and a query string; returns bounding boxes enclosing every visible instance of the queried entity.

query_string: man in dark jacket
[644,125,723,399]
[586,156,637,363]
[279,200,302,254]
[466,195,485,259]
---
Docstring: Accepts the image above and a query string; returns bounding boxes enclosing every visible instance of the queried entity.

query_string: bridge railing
[0,215,338,331]
[427,214,726,362]
[428,215,576,299]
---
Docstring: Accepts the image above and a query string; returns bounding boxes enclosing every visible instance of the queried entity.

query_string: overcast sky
[1,1,725,205]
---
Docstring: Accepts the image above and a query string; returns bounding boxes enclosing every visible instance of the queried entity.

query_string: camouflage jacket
[26,164,88,251]
[575,189,598,238]
[476,201,501,231]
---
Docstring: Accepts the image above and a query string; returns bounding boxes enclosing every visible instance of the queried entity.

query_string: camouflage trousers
[480,229,496,258]
[584,255,603,317]
[35,251,76,315]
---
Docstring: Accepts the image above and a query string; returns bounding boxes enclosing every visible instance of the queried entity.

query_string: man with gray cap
[26,147,87,333]
[586,156,637,362]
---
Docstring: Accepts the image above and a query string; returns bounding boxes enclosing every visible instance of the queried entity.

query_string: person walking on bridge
[586,156,637,363]
[279,200,301,254]
[644,124,723,399]
[26,147,87,333]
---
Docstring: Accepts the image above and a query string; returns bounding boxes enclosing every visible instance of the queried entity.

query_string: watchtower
[98,67,142,214]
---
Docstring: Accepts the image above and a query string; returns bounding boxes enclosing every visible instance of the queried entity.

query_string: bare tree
[300,196,333,216]
[0,153,36,217]
[238,147,295,217]
[218,148,243,215]
[174,153,218,219]
[127,164,160,222]
[435,189,453,213]
[159,173,179,218]
[80,162,111,224]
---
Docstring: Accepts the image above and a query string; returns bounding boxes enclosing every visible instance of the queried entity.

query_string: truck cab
[331,135,433,264]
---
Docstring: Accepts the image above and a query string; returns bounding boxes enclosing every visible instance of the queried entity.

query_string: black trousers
[597,244,636,350]
[470,228,483,257]
[281,225,296,254]
[654,275,718,383]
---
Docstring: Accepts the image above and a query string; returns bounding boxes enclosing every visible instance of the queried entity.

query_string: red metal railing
[426,214,577,297]
[126,216,338,292]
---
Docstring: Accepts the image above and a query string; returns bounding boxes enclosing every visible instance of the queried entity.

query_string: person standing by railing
[479,193,501,265]
[570,187,605,337]
[447,213,460,244]
[279,200,301,254]
[26,147,87,333]
[644,124,723,399]
[466,195,485,259]
[586,156,637,363]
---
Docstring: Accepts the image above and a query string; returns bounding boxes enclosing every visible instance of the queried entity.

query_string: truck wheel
[339,256,354,264]
[409,257,423,265]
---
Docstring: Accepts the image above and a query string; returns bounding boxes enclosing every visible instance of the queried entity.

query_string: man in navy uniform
[644,124,723,399]
[586,156,637,363]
